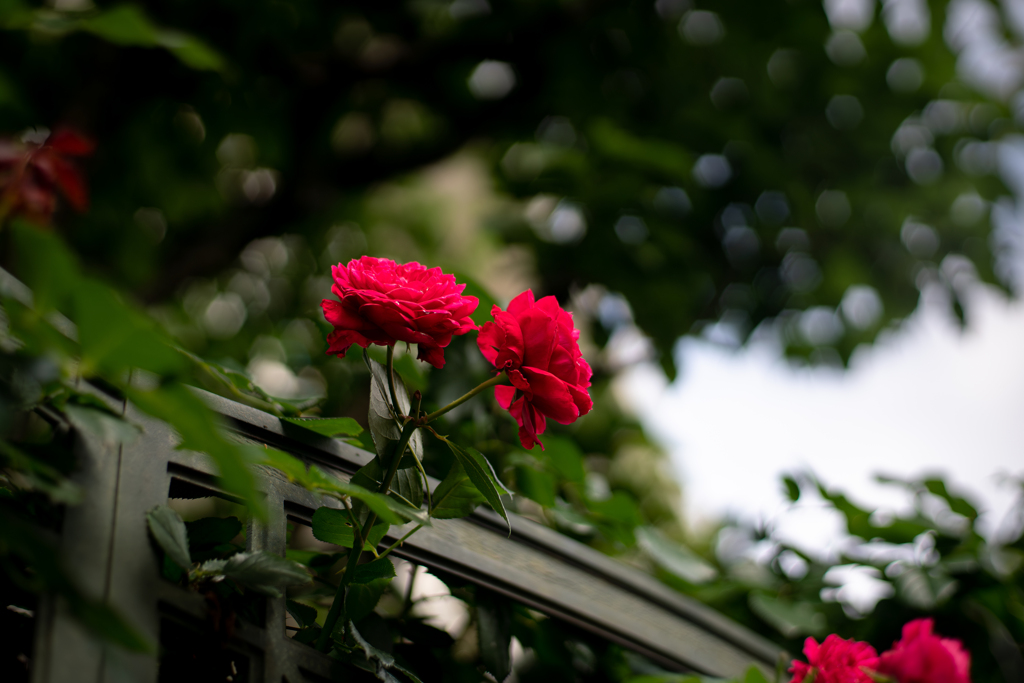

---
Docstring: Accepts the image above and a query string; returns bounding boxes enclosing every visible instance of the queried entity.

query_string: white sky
[616,281,1024,549]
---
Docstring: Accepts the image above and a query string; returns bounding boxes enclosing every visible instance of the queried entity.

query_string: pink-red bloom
[321,257,477,369]
[874,619,971,683]
[789,634,879,683]
[476,290,593,450]
[0,128,93,223]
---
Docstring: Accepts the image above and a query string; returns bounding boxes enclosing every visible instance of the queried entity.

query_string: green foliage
[311,506,389,551]
[217,551,311,598]
[442,439,511,532]
[283,416,363,438]
[146,504,191,571]
[2,0,1022,678]
[144,504,310,597]
[429,460,487,519]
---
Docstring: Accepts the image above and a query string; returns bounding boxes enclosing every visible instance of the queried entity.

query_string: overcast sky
[616,280,1024,553]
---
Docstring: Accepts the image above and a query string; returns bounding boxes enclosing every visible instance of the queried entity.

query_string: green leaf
[11,221,81,312]
[589,491,642,528]
[286,600,319,629]
[589,119,692,181]
[286,549,344,577]
[73,279,185,377]
[743,666,772,683]
[895,567,957,610]
[293,625,322,645]
[74,5,225,71]
[146,505,192,571]
[80,5,160,46]
[349,615,424,683]
[64,404,141,447]
[0,439,83,504]
[430,461,486,519]
[283,416,363,438]
[185,516,241,548]
[816,482,929,544]
[349,618,394,667]
[364,352,423,460]
[365,354,402,440]
[515,465,556,508]
[257,446,314,485]
[392,466,424,510]
[221,551,311,597]
[346,580,391,625]
[311,457,428,526]
[783,476,801,502]
[127,384,264,519]
[156,31,225,71]
[311,506,390,550]
[636,527,718,584]
[445,441,510,532]
[192,558,228,577]
[541,436,586,483]
[392,352,428,393]
[476,589,512,682]
[748,592,826,639]
[353,557,396,584]
[922,478,979,522]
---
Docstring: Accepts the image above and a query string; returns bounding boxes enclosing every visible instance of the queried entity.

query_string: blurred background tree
[1,0,1023,680]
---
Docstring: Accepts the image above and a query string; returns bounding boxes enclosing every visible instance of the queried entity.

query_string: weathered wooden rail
[26,382,782,683]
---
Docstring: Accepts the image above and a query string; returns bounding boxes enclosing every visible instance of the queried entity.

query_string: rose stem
[386,345,402,418]
[418,374,506,425]
[315,419,418,652]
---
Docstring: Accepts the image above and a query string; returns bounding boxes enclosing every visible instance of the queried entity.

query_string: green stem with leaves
[315,371,506,652]
[315,418,417,652]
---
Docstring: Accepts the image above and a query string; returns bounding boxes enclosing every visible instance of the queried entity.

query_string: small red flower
[0,128,94,223]
[321,256,478,369]
[789,634,879,683]
[477,290,593,450]
[874,619,971,683]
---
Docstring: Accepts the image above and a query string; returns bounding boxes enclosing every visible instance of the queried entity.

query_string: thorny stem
[315,419,418,652]
[418,375,505,425]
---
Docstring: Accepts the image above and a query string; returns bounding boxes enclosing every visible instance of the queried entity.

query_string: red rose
[0,128,94,223]
[874,619,971,683]
[321,256,478,369]
[789,634,879,683]
[476,290,593,450]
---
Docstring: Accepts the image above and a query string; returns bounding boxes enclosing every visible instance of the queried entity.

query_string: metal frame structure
[27,384,783,683]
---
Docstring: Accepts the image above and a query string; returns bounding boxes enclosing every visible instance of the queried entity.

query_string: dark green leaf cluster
[147,503,311,598]
[653,473,1024,683]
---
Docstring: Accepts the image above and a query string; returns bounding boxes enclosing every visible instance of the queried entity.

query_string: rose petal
[494,384,517,410]
[417,344,445,369]
[519,368,579,424]
[506,289,535,316]
[518,308,557,370]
